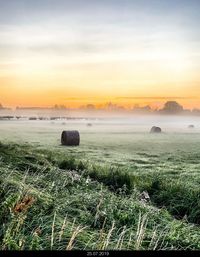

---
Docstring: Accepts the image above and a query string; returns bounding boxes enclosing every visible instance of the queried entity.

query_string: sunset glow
[0,0,200,109]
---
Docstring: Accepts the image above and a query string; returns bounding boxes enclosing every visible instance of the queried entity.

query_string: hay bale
[150,126,161,133]
[188,124,194,128]
[87,123,92,127]
[61,130,80,146]
[38,117,46,120]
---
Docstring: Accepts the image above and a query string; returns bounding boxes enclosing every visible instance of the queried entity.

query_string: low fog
[1,110,200,134]
[1,109,200,163]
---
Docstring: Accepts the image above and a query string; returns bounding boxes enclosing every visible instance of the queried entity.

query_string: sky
[0,0,200,109]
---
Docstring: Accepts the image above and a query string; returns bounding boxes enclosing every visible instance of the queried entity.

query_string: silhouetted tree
[132,105,151,113]
[160,101,183,114]
[85,104,95,110]
[53,104,67,110]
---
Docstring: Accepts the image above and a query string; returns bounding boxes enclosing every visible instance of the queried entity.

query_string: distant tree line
[78,101,200,115]
[130,101,200,115]
[0,103,11,110]
[16,104,68,110]
[2,101,200,116]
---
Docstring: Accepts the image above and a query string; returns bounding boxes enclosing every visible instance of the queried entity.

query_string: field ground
[1,116,200,250]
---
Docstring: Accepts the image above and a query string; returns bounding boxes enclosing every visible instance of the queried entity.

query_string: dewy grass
[1,143,200,250]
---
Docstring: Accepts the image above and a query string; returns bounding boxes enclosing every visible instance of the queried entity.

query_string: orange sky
[0,1,200,109]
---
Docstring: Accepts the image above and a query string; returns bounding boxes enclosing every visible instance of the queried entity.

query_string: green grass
[1,143,200,250]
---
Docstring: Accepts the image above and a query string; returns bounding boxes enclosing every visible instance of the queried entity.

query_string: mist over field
[1,114,200,141]
[1,113,200,163]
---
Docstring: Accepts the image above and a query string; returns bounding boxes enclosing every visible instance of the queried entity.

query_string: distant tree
[53,104,67,110]
[192,108,200,115]
[105,102,121,111]
[79,104,96,110]
[85,104,95,110]
[132,105,151,113]
[133,104,139,109]
[183,109,191,115]
[105,102,114,109]
[160,101,184,114]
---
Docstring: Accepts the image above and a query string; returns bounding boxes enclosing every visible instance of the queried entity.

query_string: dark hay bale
[188,125,194,128]
[150,126,162,133]
[61,130,80,146]
[1,116,14,120]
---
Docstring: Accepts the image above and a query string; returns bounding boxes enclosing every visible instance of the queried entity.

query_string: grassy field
[1,117,200,250]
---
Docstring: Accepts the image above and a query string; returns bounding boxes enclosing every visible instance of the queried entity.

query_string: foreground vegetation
[1,142,200,250]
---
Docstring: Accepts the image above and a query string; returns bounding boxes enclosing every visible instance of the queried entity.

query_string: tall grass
[1,143,200,250]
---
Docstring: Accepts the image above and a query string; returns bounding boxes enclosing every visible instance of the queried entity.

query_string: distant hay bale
[188,124,194,128]
[61,130,80,146]
[1,116,14,120]
[150,126,162,133]
[87,123,92,127]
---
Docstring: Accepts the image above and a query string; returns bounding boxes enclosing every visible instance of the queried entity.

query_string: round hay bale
[29,117,37,120]
[150,126,162,133]
[188,124,194,128]
[61,130,80,146]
